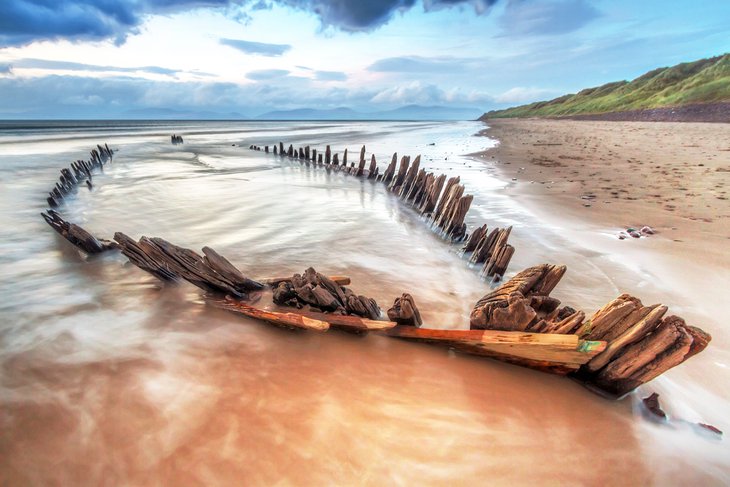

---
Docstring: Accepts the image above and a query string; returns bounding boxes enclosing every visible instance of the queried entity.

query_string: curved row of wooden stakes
[40,141,711,398]
[250,142,514,280]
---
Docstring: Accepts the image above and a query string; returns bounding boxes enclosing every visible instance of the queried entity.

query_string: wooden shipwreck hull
[38,143,712,400]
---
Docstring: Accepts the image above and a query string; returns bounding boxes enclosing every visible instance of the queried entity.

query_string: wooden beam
[385,326,606,371]
[209,297,329,331]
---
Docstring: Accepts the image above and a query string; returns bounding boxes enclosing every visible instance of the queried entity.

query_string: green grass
[482,54,730,119]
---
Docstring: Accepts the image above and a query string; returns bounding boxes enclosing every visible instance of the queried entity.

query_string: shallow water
[0,120,727,485]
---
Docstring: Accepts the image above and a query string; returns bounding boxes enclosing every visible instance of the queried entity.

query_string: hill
[481,54,730,121]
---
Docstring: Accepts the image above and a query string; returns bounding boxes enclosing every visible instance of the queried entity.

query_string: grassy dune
[481,53,730,119]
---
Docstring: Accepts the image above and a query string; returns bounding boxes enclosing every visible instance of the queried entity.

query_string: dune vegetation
[481,53,730,119]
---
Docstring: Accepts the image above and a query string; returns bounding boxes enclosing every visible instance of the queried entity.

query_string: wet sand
[474,119,730,482]
[2,120,729,485]
[477,119,730,271]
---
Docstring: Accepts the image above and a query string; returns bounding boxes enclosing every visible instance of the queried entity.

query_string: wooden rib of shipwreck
[250,142,514,280]
[42,210,116,254]
[41,144,116,254]
[45,143,113,209]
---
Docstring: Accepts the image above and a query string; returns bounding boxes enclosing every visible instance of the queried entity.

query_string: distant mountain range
[120,104,482,121]
[255,105,482,121]
[124,108,249,119]
[481,53,730,121]
[116,105,482,120]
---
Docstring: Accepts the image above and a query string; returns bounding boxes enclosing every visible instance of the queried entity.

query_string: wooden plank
[385,326,606,366]
[290,309,396,331]
[209,297,330,331]
[207,297,392,331]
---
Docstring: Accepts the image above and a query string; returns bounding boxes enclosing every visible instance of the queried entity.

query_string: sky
[0,0,728,119]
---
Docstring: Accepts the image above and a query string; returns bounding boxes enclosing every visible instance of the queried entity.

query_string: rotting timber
[38,142,711,399]
[250,143,515,280]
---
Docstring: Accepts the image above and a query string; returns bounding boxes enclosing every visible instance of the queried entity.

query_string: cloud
[498,0,600,36]
[13,58,180,76]
[368,55,473,73]
[0,72,496,119]
[314,70,347,81]
[276,0,497,31]
[0,0,243,47]
[0,73,370,118]
[0,0,501,47]
[220,37,292,56]
[370,80,492,105]
[0,63,12,74]
[246,69,290,80]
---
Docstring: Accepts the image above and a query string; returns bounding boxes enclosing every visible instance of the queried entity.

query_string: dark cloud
[276,0,496,31]
[245,69,290,80]
[0,0,133,46]
[0,0,500,47]
[0,0,240,47]
[220,37,292,56]
[13,58,180,76]
[314,70,346,81]
[498,0,600,36]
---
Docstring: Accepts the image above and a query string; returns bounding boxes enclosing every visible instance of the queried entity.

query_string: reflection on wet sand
[0,121,727,484]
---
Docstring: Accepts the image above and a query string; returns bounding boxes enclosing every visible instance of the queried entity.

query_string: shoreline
[474,118,730,268]
[470,118,730,458]
[471,117,730,377]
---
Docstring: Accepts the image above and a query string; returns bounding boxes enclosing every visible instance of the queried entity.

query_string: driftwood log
[470,264,712,396]
[271,267,381,319]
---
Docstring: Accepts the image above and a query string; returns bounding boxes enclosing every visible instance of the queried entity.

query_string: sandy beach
[477,119,730,272]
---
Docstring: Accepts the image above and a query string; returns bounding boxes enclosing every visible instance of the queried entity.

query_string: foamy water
[0,120,727,485]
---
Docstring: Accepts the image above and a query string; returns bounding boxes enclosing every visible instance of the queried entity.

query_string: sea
[0,120,727,485]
